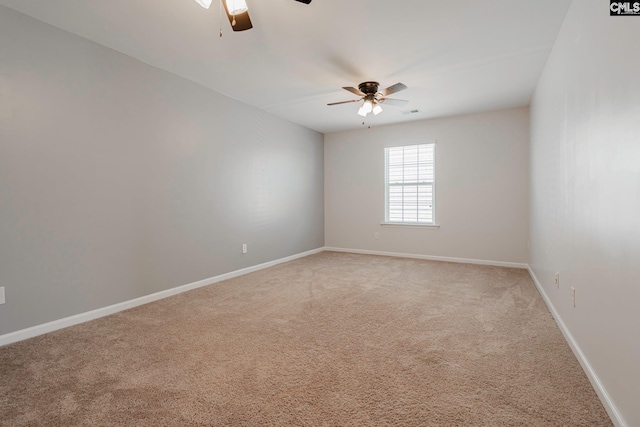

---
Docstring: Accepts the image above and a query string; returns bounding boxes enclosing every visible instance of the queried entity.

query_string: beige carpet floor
[0,252,612,426]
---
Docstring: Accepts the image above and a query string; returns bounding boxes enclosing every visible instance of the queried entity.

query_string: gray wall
[325,107,530,264]
[0,7,324,336]
[529,1,640,425]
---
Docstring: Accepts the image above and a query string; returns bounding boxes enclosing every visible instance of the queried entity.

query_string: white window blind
[384,143,435,224]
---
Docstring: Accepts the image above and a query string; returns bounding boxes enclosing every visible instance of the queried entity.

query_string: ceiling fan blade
[342,86,365,96]
[327,99,361,106]
[381,83,407,96]
[222,1,253,31]
[294,0,312,3]
[380,98,409,107]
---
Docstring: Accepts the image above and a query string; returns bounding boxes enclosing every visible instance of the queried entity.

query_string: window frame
[382,141,439,229]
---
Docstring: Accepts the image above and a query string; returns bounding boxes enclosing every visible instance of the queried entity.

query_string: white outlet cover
[0,287,5,305]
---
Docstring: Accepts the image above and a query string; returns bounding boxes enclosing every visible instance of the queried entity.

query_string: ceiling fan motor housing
[358,81,380,95]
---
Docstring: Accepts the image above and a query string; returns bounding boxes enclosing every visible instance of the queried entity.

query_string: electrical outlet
[0,287,5,305]
[374,232,380,240]
[242,244,247,254]
[554,273,560,288]
[571,287,576,308]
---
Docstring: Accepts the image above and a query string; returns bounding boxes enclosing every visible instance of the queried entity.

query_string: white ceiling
[0,0,573,133]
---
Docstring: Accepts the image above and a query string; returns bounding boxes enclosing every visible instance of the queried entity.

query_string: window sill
[381,222,440,229]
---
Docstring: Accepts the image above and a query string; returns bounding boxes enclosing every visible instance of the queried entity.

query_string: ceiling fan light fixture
[362,99,373,114]
[194,0,213,9]
[328,81,408,119]
[225,0,248,15]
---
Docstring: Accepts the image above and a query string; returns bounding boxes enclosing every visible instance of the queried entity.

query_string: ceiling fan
[194,0,312,32]
[328,82,409,117]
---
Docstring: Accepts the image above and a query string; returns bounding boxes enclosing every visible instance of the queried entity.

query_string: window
[384,143,436,225]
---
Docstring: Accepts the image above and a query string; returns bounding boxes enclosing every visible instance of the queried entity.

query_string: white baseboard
[0,247,324,347]
[527,267,626,427]
[324,246,528,269]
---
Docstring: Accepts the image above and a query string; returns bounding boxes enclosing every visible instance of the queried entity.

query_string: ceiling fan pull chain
[219,0,223,37]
